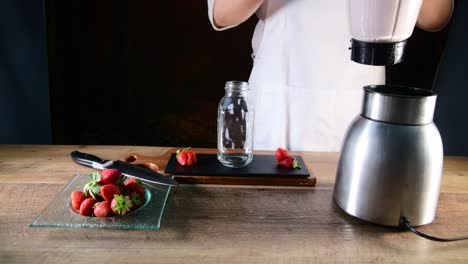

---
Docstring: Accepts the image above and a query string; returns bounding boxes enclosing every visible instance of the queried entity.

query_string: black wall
[433,1,468,156]
[0,0,51,144]
[46,1,256,147]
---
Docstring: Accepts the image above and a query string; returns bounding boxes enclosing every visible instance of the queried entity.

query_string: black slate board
[164,154,310,178]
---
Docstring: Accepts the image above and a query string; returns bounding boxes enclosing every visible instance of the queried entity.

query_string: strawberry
[83,172,101,199]
[100,184,121,202]
[123,178,146,209]
[275,147,289,162]
[79,197,97,216]
[176,147,197,166]
[176,151,189,165]
[278,156,301,169]
[122,177,141,188]
[111,194,133,216]
[70,191,87,211]
[99,169,122,185]
[125,182,145,201]
[129,192,144,210]
[93,201,114,218]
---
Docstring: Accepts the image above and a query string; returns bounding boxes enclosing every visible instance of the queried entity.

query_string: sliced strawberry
[93,201,114,218]
[278,156,301,169]
[100,184,121,202]
[99,169,122,185]
[111,194,133,216]
[79,198,97,216]
[275,147,289,162]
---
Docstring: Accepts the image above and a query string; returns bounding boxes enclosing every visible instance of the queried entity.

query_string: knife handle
[71,151,108,169]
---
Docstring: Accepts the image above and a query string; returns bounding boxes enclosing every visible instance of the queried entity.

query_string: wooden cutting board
[122,149,316,187]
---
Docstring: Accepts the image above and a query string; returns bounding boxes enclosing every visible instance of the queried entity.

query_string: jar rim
[225,81,249,91]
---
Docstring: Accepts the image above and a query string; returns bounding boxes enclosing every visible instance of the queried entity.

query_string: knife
[70,150,178,186]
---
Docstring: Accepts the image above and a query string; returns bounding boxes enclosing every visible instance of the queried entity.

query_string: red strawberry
[275,147,289,162]
[129,192,144,210]
[71,191,87,211]
[125,182,145,200]
[123,177,141,188]
[99,169,122,185]
[185,149,197,163]
[100,184,121,202]
[177,151,189,165]
[176,147,197,166]
[278,156,301,169]
[79,198,97,216]
[123,178,146,209]
[111,194,133,216]
[93,201,114,218]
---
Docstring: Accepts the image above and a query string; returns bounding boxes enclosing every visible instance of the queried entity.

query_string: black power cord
[400,217,468,242]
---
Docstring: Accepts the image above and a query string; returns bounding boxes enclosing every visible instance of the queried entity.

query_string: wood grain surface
[0,145,467,263]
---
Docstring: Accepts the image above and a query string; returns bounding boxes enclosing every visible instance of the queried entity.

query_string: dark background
[1,1,466,154]
[47,1,257,147]
[0,0,51,144]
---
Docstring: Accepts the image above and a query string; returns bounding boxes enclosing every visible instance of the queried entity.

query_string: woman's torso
[249,0,385,151]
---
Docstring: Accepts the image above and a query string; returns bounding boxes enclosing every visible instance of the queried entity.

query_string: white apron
[208,0,385,151]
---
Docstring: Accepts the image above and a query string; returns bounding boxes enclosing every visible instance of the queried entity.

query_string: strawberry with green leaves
[129,192,144,210]
[83,172,102,199]
[275,147,301,169]
[278,156,301,169]
[123,178,146,209]
[176,147,197,166]
[123,178,145,197]
[111,194,133,216]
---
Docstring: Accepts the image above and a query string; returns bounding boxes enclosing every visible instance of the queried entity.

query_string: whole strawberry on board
[275,147,301,169]
[275,147,289,162]
[176,147,197,166]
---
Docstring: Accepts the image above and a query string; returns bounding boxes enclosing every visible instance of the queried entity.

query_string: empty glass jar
[217,81,254,168]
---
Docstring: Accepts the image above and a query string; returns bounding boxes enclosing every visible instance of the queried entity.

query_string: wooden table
[1,145,467,263]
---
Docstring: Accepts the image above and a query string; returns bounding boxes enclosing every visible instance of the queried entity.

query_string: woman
[208,0,454,151]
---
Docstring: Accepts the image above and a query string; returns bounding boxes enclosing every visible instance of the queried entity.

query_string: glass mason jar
[217,81,254,168]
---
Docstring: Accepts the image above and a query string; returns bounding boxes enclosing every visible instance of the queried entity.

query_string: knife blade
[70,150,178,186]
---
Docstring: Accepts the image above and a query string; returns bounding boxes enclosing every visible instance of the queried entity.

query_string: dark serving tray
[164,154,310,178]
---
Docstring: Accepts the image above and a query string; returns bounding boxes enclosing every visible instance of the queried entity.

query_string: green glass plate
[30,173,172,229]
